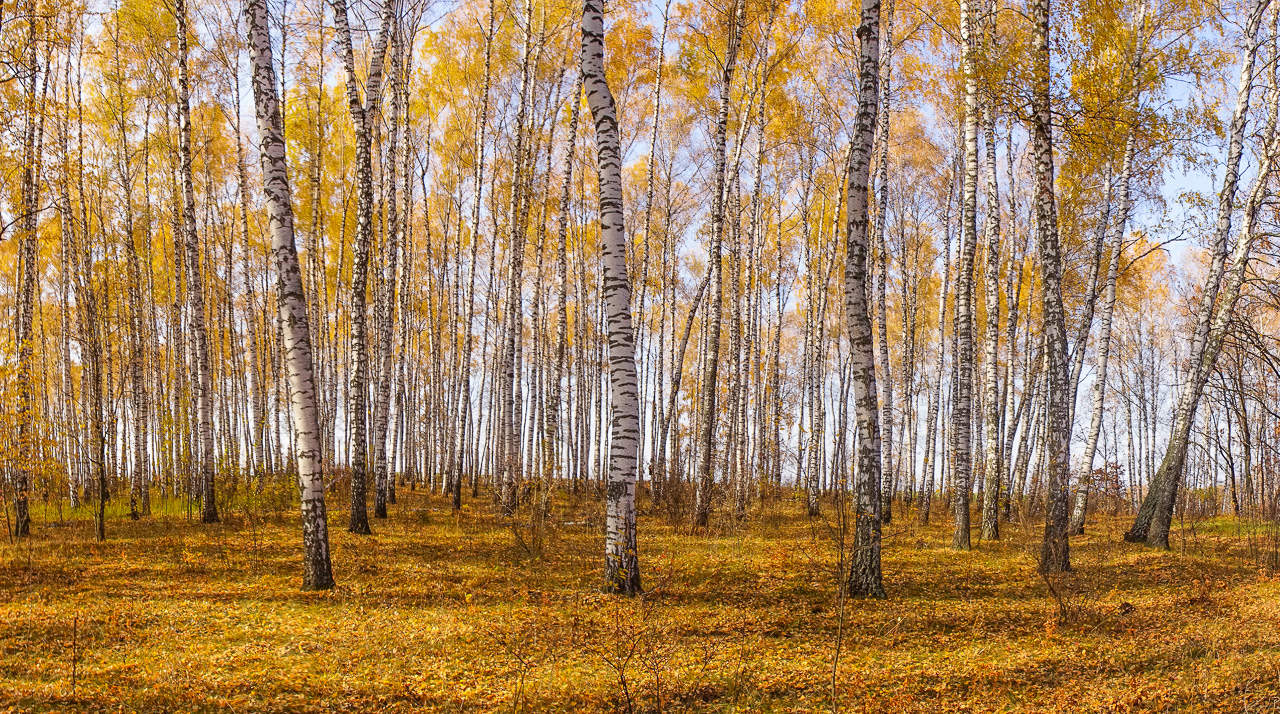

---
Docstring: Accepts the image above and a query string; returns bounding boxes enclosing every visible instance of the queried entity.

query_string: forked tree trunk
[330,0,395,535]
[246,0,336,589]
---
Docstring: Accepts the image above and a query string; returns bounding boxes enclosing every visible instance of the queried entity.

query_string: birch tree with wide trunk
[245,0,336,589]
[846,0,886,600]
[1029,0,1070,573]
[582,0,641,594]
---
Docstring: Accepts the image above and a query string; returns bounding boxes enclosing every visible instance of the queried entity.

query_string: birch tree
[952,0,981,549]
[176,0,218,524]
[1126,0,1274,547]
[693,0,744,528]
[330,0,395,535]
[845,0,886,599]
[1029,0,1070,573]
[582,0,641,595]
[245,0,336,589]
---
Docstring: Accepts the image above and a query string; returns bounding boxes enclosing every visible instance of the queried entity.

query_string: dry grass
[2,489,1279,712]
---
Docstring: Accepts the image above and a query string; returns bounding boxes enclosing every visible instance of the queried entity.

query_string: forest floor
[2,488,1279,712]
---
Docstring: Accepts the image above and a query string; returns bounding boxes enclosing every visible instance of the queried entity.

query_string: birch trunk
[1030,0,1070,573]
[1147,40,1279,547]
[582,0,642,594]
[451,1,495,511]
[693,0,744,527]
[13,29,40,538]
[246,0,336,589]
[845,0,886,599]
[330,0,394,534]
[176,0,219,523]
[952,0,980,549]
[1126,0,1271,545]
[373,29,409,519]
[873,0,896,523]
[919,171,953,525]
[978,113,1002,540]
[1070,136,1133,534]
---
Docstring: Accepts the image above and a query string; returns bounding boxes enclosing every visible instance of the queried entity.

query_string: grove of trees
[3,0,1280,600]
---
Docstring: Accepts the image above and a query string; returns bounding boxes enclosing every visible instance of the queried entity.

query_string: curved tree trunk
[582,0,642,595]
[1126,0,1273,547]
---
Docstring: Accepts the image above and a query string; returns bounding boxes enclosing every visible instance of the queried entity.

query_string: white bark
[1030,0,1070,573]
[246,0,335,589]
[583,0,641,595]
[176,0,219,524]
[1127,0,1272,546]
[846,0,886,599]
[693,0,744,527]
[1070,136,1134,534]
[952,0,980,549]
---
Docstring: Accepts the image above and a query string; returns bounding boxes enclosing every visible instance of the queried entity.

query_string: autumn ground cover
[2,490,1279,712]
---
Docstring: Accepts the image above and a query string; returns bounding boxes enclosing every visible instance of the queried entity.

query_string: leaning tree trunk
[1070,135,1134,534]
[246,0,336,589]
[845,0,887,600]
[582,0,642,595]
[1030,0,1070,573]
[1126,0,1271,547]
[1148,54,1280,546]
[176,0,219,524]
